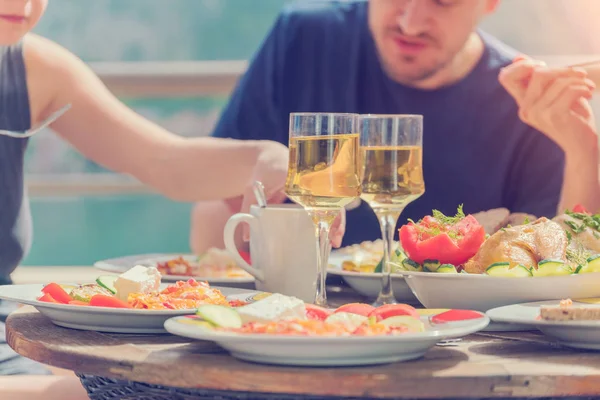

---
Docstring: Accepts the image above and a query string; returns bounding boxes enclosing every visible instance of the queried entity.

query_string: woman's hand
[239,140,347,247]
[240,140,289,215]
[330,208,346,248]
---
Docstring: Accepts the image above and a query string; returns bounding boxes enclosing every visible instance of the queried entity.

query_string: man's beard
[384,55,450,86]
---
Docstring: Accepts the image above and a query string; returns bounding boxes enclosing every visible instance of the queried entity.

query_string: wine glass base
[313,300,330,308]
[372,295,398,307]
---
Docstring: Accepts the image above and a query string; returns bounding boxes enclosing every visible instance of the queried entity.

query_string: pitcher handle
[223,213,265,282]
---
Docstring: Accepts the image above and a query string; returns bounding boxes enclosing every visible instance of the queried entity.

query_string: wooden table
[6,289,600,400]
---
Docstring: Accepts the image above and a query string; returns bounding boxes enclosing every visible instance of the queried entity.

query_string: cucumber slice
[196,305,242,329]
[423,259,440,272]
[380,315,425,332]
[374,249,405,273]
[486,262,532,277]
[389,261,404,273]
[575,264,584,274]
[436,264,458,274]
[532,260,572,277]
[586,254,600,273]
[192,320,216,330]
[374,258,383,273]
[70,284,112,302]
[96,275,118,294]
[59,284,77,293]
[401,258,422,272]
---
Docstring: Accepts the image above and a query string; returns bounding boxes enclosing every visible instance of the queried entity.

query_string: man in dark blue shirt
[194,0,565,248]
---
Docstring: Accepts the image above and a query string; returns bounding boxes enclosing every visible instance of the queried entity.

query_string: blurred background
[22,0,600,266]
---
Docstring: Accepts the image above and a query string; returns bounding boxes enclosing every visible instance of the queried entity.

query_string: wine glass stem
[313,217,333,307]
[376,211,401,304]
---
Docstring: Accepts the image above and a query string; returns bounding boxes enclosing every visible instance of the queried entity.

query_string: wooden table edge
[6,308,600,398]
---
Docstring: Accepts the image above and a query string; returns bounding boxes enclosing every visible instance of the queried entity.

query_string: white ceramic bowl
[328,252,418,303]
[399,270,600,312]
[327,269,418,303]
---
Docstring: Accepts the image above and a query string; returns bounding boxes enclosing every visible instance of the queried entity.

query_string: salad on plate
[37,265,247,311]
[165,292,489,366]
[395,205,600,278]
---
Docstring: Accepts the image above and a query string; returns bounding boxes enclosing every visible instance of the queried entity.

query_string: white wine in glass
[285,113,361,307]
[359,115,425,306]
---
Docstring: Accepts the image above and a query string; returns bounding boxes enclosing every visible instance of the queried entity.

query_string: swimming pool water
[22,194,192,266]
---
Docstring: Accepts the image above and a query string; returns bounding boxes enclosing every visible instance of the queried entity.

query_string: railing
[25,56,600,197]
[27,60,247,197]
[91,60,247,98]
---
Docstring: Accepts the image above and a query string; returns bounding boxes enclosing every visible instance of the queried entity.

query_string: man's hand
[499,56,600,213]
[499,57,597,154]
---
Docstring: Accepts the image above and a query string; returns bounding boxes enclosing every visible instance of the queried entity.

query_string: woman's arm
[24,34,288,203]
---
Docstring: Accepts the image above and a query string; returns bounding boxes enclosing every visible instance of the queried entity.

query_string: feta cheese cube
[114,265,161,301]
[236,293,306,324]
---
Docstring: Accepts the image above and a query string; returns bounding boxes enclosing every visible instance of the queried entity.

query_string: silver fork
[569,59,600,69]
[0,104,71,138]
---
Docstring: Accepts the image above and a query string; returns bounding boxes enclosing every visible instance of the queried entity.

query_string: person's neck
[407,32,485,91]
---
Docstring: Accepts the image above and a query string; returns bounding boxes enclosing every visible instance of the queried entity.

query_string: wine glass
[359,114,425,306]
[285,113,361,307]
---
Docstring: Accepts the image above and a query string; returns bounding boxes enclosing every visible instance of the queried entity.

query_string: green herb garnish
[411,205,466,241]
[564,220,586,234]
[565,210,600,233]
[566,242,591,269]
[431,204,465,225]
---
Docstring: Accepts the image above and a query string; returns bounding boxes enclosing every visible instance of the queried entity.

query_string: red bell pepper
[41,283,72,304]
[572,204,591,214]
[89,294,131,309]
[39,293,59,303]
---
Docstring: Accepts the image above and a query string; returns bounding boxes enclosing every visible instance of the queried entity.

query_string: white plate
[328,251,419,304]
[487,300,600,350]
[94,253,255,288]
[0,284,266,334]
[398,270,600,312]
[164,312,490,366]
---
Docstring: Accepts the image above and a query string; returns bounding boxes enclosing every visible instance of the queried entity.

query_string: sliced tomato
[38,293,59,303]
[431,309,483,324]
[41,283,72,304]
[399,214,485,265]
[89,295,131,309]
[305,304,332,321]
[239,250,251,265]
[368,304,419,321]
[572,204,591,214]
[68,300,89,306]
[334,303,375,317]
